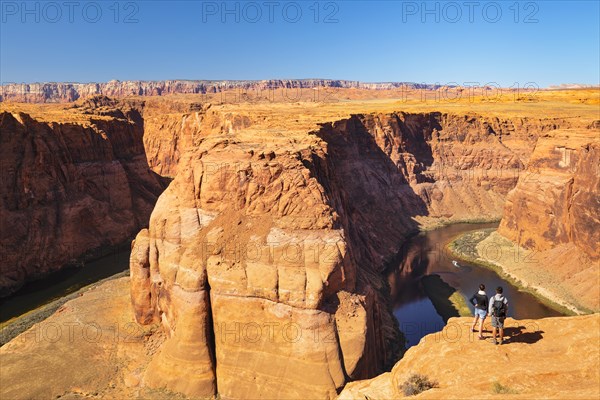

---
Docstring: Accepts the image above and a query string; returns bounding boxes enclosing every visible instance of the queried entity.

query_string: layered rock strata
[495,129,600,311]
[129,110,581,398]
[0,107,166,296]
[0,80,440,103]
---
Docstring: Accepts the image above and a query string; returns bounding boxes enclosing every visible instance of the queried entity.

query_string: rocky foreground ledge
[1,276,598,399]
[340,314,600,400]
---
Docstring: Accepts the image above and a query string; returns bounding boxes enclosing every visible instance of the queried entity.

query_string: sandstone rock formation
[339,314,600,399]
[498,130,599,259]
[0,105,166,296]
[129,137,399,399]
[494,129,600,311]
[2,92,598,399]
[128,104,587,398]
[3,281,598,400]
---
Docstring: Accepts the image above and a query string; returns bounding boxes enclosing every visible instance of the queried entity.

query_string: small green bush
[400,373,438,396]
[492,381,519,394]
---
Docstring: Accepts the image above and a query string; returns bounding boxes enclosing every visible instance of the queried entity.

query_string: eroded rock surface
[498,130,600,259]
[339,315,600,400]
[496,130,600,311]
[129,108,585,398]
[130,138,390,398]
[0,106,166,296]
[2,94,598,399]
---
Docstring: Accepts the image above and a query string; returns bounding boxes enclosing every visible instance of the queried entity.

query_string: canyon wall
[311,112,581,233]
[2,93,594,396]
[129,109,581,398]
[495,129,600,310]
[0,80,439,103]
[0,106,166,296]
[129,137,402,399]
[498,130,599,259]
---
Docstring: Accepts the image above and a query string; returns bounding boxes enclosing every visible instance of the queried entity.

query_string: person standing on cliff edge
[489,286,509,345]
[469,284,489,340]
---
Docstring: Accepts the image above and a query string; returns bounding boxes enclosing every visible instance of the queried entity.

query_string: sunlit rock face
[0,80,440,103]
[130,110,582,398]
[497,130,600,311]
[339,315,600,400]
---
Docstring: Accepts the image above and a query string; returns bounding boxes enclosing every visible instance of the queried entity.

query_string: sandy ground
[0,277,182,400]
[340,314,600,399]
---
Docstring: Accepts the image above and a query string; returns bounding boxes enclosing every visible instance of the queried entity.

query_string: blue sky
[1,1,598,87]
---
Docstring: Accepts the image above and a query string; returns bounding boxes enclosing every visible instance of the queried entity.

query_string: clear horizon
[1,78,599,86]
[1,79,599,91]
[1,1,599,87]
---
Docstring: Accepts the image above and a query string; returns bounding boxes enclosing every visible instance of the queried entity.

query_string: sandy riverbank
[0,270,130,346]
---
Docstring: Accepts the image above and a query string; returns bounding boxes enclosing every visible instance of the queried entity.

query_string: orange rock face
[499,130,600,259]
[339,315,600,399]
[2,92,598,399]
[3,279,598,400]
[129,106,587,398]
[0,105,166,296]
[130,141,387,398]
[496,129,600,311]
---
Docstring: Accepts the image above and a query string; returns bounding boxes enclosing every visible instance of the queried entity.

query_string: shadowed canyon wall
[0,104,167,296]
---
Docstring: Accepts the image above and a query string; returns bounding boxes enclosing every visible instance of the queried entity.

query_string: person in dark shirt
[469,283,489,340]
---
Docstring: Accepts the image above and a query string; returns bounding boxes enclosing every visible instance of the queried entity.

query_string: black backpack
[492,297,506,318]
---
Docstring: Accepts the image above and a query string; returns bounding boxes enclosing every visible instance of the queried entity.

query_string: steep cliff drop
[0,101,167,296]
[130,140,396,399]
[129,107,584,398]
[339,315,600,400]
[490,129,599,312]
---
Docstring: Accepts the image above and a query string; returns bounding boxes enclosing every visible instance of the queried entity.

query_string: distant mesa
[547,83,600,89]
[0,79,444,103]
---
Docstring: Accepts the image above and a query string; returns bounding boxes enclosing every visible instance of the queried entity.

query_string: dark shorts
[491,316,505,328]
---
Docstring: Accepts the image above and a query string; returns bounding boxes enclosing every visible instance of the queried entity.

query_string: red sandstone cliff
[128,107,585,398]
[498,130,599,259]
[1,94,596,397]
[0,107,166,296]
[129,138,398,398]
[494,129,600,311]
